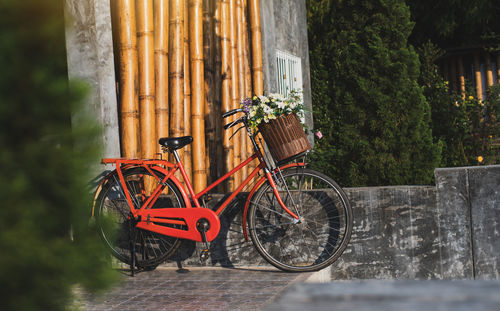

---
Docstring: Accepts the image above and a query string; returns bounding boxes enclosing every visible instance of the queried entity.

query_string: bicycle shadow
[168,193,266,268]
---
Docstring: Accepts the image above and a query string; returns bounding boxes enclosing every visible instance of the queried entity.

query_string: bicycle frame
[96,116,301,244]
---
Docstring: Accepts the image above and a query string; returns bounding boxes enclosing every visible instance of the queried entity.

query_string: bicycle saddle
[159,136,193,150]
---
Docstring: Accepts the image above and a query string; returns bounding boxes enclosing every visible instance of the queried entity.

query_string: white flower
[263,105,273,115]
[277,101,287,110]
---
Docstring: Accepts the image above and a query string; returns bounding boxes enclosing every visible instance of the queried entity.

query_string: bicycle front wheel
[248,167,352,272]
[94,166,184,269]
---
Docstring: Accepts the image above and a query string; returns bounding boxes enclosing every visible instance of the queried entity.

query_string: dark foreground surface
[76,266,310,311]
[77,267,500,311]
[265,279,500,311]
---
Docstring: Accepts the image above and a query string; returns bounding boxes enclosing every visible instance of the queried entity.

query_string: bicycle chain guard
[135,207,221,242]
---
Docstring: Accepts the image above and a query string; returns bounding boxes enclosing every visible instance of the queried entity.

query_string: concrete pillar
[64,0,121,160]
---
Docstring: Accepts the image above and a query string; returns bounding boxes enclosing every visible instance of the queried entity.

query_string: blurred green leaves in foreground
[0,1,118,310]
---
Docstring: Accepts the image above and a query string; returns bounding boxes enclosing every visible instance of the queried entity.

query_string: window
[276,50,302,97]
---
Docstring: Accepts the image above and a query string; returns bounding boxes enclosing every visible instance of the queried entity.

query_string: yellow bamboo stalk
[236,0,247,180]
[229,0,241,186]
[203,0,216,183]
[169,0,185,172]
[183,0,193,184]
[458,55,466,100]
[248,0,263,95]
[137,0,156,161]
[214,0,225,188]
[242,0,256,173]
[154,0,169,155]
[189,0,208,192]
[474,53,483,101]
[221,0,234,191]
[485,53,494,87]
[116,0,139,158]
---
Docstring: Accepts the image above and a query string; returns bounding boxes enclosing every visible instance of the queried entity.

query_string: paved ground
[78,267,500,311]
[76,266,311,311]
[265,279,500,311]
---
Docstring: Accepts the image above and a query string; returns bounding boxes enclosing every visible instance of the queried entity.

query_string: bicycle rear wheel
[94,166,184,269]
[248,167,352,272]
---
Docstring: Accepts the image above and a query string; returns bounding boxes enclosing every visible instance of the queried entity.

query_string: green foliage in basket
[240,90,306,130]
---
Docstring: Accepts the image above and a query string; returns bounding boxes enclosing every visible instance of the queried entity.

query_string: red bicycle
[92,108,352,272]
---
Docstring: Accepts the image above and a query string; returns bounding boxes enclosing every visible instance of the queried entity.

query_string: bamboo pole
[229,0,241,186]
[474,53,483,101]
[458,55,466,100]
[189,0,208,192]
[203,0,216,183]
[236,0,247,180]
[116,0,139,158]
[169,0,185,172]
[242,0,256,173]
[221,0,234,190]
[183,0,193,184]
[137,0,156,161]
[248,0,263,95]
[485,53,494,87]
[214,0,224,189]
[154,0,169,155]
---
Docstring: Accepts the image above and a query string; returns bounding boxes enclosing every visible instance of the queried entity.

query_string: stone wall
[64,0,120,160]
[166,165,500,281]
[260,0,313,132]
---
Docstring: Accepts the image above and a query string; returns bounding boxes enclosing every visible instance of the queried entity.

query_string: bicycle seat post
[171,149,182,164]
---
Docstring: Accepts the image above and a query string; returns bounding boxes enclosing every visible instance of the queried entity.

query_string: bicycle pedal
[199,249,210,263]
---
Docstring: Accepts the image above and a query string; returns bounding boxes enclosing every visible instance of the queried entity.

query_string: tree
[408,0,500,49]
[0,1,117,310]
[307,0,441,186]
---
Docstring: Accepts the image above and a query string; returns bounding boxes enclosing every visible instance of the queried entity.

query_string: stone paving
[76,266,311,311]
[265,279,500,311]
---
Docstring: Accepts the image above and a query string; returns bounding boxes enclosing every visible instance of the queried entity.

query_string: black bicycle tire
[94,166,184,269]
[248,167,352,272]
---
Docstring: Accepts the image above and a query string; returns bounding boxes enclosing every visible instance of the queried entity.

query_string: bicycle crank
[197,218,211,264]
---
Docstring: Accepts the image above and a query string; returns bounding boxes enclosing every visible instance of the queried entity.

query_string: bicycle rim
[95,167,183,268]
[248,168,352,272]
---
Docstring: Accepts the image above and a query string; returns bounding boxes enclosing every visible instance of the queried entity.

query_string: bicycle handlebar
[224,117,245,130]
[222,108,245,118]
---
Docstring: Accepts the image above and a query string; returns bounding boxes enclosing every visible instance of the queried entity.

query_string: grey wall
[260,0,313,131]
[64,0,120,160]
[435,166,500,280]
[165,165,500,281]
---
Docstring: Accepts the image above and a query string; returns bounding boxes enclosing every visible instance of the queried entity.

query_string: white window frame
[275,50,303,97]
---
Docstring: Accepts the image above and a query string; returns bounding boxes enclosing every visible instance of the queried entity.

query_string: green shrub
[0,1,117,310]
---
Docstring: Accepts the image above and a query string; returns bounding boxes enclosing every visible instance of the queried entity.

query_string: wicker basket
[258,113,311,164]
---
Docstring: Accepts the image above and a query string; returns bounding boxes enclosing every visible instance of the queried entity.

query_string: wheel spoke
[248,168,352,272]
[95,167,184,269]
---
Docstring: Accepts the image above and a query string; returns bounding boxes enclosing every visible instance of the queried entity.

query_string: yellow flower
[253,96,257,100]
[477,156,484,163]
[469,95,474,100]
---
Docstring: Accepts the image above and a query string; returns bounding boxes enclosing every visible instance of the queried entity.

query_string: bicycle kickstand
[196,219,211,264]
[128,213,137,276]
